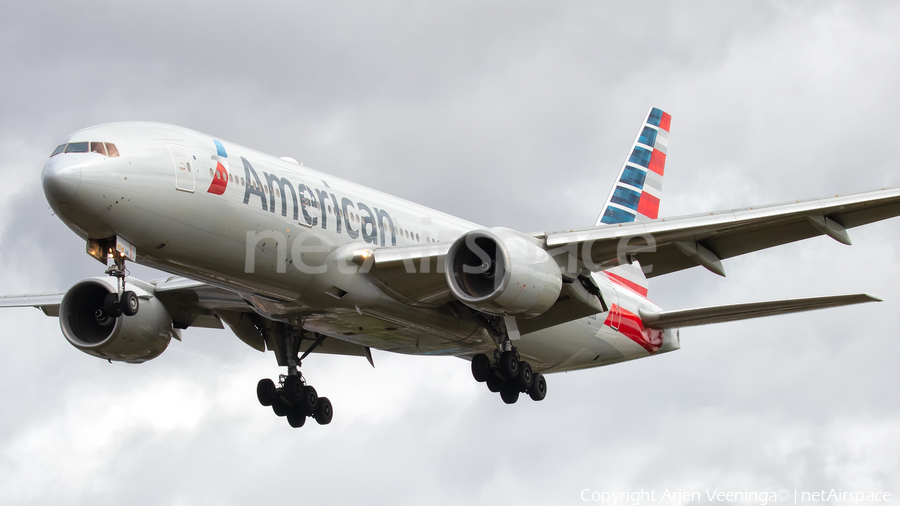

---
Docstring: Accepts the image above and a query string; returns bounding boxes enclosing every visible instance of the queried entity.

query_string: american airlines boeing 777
[2,108,897,428]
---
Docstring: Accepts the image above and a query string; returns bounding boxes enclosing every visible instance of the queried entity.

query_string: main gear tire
[486,375,504,393]
[314,397,333,425]
[287,409,306,428]
[272,398,289,417]
[283,376,304,405]
[516,361,533,392]
[529,372,547,401]
[500,383,520,404]
[256,378,276,406]
[300,385,318,415]
[498,351,519,380]
[471,353,491,382]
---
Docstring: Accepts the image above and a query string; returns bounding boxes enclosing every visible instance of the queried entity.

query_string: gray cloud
[1,1,899,504]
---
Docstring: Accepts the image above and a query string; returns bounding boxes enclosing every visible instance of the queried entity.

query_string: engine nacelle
[445,227,562,318]
[59,278,177,363]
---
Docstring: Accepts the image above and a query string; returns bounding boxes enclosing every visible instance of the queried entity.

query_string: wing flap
[640,293,880,329]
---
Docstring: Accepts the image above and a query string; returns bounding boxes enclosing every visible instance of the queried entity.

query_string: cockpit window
[90,142,107,156]
[65,142,89,153]
[50,141,121,158]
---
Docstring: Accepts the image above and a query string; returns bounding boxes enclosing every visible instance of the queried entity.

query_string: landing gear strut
[472,348,547,403]
[470,319,547,403]
[103,249,138,317]
[256,326,333,428]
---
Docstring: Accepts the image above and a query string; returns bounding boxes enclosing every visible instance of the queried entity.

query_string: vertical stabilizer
[595,107,671,226]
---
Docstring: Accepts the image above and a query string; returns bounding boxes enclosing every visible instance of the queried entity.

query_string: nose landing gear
[103,247,139,317]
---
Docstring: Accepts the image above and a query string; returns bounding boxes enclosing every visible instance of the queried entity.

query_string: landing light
[351,249,373,266]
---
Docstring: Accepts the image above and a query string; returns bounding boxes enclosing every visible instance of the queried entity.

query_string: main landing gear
[470,348,547,404]
[102,249,139,318]
[256,326,333,428]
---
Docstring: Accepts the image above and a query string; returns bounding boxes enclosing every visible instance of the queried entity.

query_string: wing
[351,186,900,304]
[0,293,65,316]
[150,277,371,358]
[350,243,453,307]
[1,276,371,359]
[544,186,900,277]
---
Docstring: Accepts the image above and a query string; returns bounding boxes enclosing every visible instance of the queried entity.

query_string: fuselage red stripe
[605,271,649,297]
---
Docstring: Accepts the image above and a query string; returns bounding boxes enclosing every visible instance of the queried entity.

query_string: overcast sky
[1,1,899,505]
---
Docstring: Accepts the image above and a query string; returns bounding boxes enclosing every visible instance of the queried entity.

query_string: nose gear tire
[121,290,139,316]
[104,292,122,318]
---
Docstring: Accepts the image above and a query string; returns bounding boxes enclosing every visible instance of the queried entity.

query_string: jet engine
[445,227,562,318]
[58,278,178,363]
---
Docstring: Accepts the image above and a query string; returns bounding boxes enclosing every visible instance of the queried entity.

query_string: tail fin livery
[596,107,671,226]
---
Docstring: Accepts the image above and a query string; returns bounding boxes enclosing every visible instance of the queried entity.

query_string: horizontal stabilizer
[640,293,880,329]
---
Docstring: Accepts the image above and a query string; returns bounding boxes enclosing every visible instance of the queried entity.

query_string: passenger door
[167,143,195,193]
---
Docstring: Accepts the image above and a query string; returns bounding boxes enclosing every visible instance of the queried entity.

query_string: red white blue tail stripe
[596,107,671,225]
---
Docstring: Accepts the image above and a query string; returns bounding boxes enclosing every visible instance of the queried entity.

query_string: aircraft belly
[516,318,657,374]
[300,308,490,356]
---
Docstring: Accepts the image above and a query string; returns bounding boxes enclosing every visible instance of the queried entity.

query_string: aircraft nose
[42,154,82,201]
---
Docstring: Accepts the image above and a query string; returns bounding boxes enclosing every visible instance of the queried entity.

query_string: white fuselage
[42,122,679,373]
